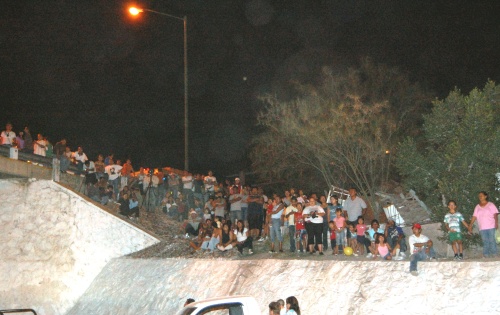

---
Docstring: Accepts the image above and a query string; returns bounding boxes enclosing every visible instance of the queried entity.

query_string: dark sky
[1,0,499,176]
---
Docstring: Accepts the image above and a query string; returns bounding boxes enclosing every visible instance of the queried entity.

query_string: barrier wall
[68,257,500,315]
[0,179,159,315]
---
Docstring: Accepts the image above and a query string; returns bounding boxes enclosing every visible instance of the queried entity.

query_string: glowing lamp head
[129,7,142,16]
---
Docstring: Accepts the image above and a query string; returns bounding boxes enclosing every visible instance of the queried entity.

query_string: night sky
[1,0,499,176]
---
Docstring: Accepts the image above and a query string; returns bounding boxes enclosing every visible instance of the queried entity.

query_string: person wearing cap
[385,218,407,260]
[184,210,202,236]
[408,223,436,276]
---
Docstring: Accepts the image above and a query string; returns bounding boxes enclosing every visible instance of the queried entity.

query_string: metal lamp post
[129,7,189,171]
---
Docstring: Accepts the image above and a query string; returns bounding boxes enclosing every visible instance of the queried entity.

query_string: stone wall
[0,179,159,315]
[68,257,500,315]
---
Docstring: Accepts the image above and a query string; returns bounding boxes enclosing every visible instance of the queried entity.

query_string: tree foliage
[251,58,433,214]
[396,81,500,244]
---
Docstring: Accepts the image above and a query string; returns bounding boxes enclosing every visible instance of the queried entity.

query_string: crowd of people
[2,123,499,277]
[183,185,499,276]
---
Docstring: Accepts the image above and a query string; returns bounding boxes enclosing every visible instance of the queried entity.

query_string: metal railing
[0,145,79,173]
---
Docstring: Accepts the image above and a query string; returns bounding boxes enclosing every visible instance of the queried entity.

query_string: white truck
[178,295,261,315]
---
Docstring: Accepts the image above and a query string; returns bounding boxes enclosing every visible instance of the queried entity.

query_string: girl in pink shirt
[356,216,368,255]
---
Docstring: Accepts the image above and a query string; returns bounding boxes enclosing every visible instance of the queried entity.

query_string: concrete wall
[0,179,159,315]
[68,257,500,315]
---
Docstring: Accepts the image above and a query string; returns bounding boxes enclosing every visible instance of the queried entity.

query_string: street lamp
[128,6,189,171]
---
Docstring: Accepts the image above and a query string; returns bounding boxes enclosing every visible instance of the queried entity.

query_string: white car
[178,295,260,315]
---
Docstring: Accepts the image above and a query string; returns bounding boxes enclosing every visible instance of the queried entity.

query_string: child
[333,208,346,255]
[328,221,337,255]
[356,216,368,255]
[374,233,398,260]
[295,205,307,253]
[347,222,359,256]
[444,200,470,260]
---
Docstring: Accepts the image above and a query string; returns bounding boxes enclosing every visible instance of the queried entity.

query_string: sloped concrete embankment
[69,257,500,315]
[0,179,159,315]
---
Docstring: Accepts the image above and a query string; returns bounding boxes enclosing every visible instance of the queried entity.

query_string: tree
[251,58,433,215]
[396,81,500,244]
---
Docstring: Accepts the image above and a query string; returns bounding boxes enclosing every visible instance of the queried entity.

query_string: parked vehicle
[178,295,260,315]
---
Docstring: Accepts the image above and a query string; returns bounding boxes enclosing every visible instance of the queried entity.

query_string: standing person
[240,186,249,224]
[22,127,33,153]
[213,191,227,221]
[356,216,368,255]
[247,187,264,240]
[181,171,194,209]
[284,196,299,252]
[285,296,301,315]
[268,194,285,253]
[72,146,88,175]
[469,191,499,258]
[444,200,470,260]
[333,208,346,255]
[193,174,205,206]
[33,133,47,156]
[229,186,243,227]
[1,123,16,146]
[54,139,69,172]
[121,159,134,189]
[105,159,122,198]
[409,223,437,276]
[203,170,217,202]
[319,195,329,249]
[343,188,367,230]
[294,202,306,253]
[303,197,325,255]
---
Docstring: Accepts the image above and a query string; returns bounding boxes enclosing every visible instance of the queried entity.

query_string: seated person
[217,222,235,251]
[118,193,139,219]
[183,210,202,236]
[234,220,253,255]
[364,219,384,258]
[409,223,436,276]
[385,218,407,259]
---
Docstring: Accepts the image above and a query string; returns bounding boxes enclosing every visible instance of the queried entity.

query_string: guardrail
[0,145,79,173]
[0,309,37,315]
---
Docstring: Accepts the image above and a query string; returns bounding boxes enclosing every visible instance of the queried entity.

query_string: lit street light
[128,7,189,171]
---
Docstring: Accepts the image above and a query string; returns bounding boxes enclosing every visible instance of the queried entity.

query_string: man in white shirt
[343,187,367,223]
[229,186,243,226]
[72,146,88,175]
[182,171,194,208]
[284,197,299,252]
[408,223,436,276]
[105,160,122,197]
[203,170,217,202]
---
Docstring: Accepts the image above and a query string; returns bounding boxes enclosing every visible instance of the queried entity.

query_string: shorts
[449,231,463,242]
[296,229,307,239]
[247,212,261,230]
[383,253,392,260]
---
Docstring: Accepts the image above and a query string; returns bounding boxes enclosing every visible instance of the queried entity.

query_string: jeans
[410,247,436,271]
[230,210,242,225]
[270,218,283,242]
[335,229,346,246]
[109,178,120,198]
[322,220,329,249]
[202,237,219,251]
[388,236,407,253]
[288,225,296,252]
[60,156,70,172]
[480,228,498,257]
[241,207,248,222]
